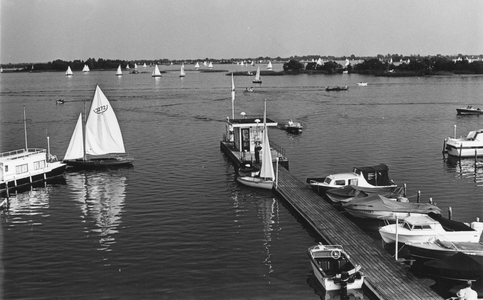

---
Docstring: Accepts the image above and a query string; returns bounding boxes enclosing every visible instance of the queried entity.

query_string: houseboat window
[34,160,46,170]
[16,164,28,174]
[335,180,346,186]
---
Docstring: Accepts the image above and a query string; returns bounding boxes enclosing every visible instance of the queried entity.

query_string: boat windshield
[324,177,332,184]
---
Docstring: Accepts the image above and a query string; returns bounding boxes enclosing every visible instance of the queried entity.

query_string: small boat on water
[456,106,483,115]
[236,101,275,190]
[267,61,273,70]
[252,67,262,83]
[406,238,483,261]
[444,128,483,157]
[179,63,186,77]
[56,99,65,104]
[194,62,200,69]
[356,82,367,86]
[326,86,348,91]
[342,194,441,220]
[1,107,66,193]
[63,85,134,168]
[378,213,483,244]
[82,64,90,72]
[284,119,303,134]
[307,164,397,193]
[307,244,364,291]
[152,65,162,77]
[115,65,122,76]
[65,66,73,76]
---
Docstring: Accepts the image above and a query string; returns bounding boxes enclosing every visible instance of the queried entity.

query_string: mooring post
[429,197,433,204]
[403,183,407,197]
[417,191,421,203]
[448,207,452,220]
[454,124,457,139]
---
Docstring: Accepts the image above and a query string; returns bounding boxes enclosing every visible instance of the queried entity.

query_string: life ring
[331,249,341,259]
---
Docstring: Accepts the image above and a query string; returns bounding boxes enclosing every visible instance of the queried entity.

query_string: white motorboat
[406,238,483,261]
[378,213,483,244]
[63,85,134,168]
[342,194,441,221]
[444,128,483,157]
[307,164,397,193]
[284,119,303,134]
[307,244,364,291]
[456,106,483,115]
[237,101,275,190]
[356,82,367,86]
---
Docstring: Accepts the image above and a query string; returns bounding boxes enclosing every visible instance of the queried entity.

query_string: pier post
[403,183,407,197]
[417,191,420,203]
[395,215,399,261]
[448,207,452,220]
[454,124,456,139]
[429,197,433,204]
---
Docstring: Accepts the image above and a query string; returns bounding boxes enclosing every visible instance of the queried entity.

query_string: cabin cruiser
[378,213,483,244]
[444,128,483,157]
[284,120,303,134]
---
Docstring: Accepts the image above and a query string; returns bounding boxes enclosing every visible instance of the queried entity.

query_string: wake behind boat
[63,85,134,169]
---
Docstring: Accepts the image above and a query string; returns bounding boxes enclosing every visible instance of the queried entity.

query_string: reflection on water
[260,198,278,275]
[66,171,126,253]
[1,186,52,220]
[444,156,483,185]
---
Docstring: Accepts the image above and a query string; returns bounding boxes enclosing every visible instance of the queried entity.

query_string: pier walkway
[274,166,442,300]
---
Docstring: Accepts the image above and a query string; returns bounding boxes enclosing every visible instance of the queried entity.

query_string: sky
[1,0,482,64]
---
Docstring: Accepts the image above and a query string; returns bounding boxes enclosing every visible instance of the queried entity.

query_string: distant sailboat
[195,62,200,69]
[208,62,213,69]
[236,101,275,189]
[126,64,130,70]
[152,65,162,77]
[267,61,273,70]
[65,66,73,76]
[63,85,133,168]
[253,67,262,84]
[116,65,122,76]
[179,64,186,77]
[82,65,90,72]
[143,63,147,68]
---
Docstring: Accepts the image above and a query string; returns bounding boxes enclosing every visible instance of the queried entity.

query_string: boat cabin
[352,164,393,186]
[465,129,483,141]
[224,116,278,154]
[0,149,49,186]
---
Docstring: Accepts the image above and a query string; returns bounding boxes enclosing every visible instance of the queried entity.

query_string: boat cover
[343,194,442,214]
[353,164,393,186]
[428,212,475,232]
[423,252,483,280]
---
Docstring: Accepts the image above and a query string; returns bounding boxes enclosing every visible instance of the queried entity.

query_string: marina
[1,68,483,299]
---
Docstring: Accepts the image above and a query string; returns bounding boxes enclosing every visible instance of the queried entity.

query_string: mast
[23,105,28,150]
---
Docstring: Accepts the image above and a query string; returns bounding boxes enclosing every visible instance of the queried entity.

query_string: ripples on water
[1,67,483,299]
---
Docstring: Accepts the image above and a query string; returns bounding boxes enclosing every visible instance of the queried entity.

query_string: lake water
[1,64,483,299]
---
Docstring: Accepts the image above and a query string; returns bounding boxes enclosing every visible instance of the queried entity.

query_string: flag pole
[231,73,235,119]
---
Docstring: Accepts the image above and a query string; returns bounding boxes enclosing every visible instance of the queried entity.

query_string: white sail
[152,65,162,77]
[259,101,275,180]
[254,67,261,81]
[267,61,273,70]
[82,65,90,72]
[208,62,213,68]
[116,65,122,76]
[64,113,84,160]
[85,85,126,155]
[134,63,138,69]
[65,66,73,76]
[179,64,186,77]
[195,62,200,69]
[143,63,147,68]
[126,64,130,70]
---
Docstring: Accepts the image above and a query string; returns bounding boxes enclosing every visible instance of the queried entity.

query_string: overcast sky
[1,0,482,64]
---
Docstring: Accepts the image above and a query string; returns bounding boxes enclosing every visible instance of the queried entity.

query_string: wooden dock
[273,166,442,300]
[221,142,443,299]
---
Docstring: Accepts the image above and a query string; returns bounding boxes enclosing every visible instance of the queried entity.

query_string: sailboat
[252,67,262,83]
[115,65,122,76]
[143,63,147,68]
[208,62,213,68]
[236,101,275,189]
[152,65,162,77]
[126,64,130,70]
[194,62,200,69]
[179,63,186,77]
[267,61,273,70]
[63,85,134,168]
[82,65,90,72]
[65,66,73,76]
[131,63,139,74]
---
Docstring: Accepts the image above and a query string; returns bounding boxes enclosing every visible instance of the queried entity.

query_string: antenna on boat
[23,105,28,150]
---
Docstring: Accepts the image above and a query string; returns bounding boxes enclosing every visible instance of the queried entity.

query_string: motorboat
[378,213,483,244]
[406,238,483,261]
[456,106,483,115]
[307,243,364,291]
[423,252,483,282]
[342,194,441,221]
[356,82,368,86]
[1,107,66,192]
[284,120,303,134]
[56,99,65,104]
[326,86,348,91]
[325,185,403,203]
[444,128,483,157]
[63,85,134,168]
[307,164,397,194]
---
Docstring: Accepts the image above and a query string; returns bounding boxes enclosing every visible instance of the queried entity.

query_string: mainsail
[64,113,84,160]
[254,67,261,81]
[65,66,73,76]
[180,64,186,77]
[85,86,126,155]
[152,65,162,77]
[267,61,273,70]
[82,65,90,72]
[259,101,274,180]
[116,65,122,76]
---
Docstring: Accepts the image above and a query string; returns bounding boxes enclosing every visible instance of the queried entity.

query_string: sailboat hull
[64,157,134,169]
[236,176,273,190]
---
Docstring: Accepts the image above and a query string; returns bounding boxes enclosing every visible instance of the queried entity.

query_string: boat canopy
[345,194,441,214]
[353,164,393,186]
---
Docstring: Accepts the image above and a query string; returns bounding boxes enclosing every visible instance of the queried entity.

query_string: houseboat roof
[227,117,278,128]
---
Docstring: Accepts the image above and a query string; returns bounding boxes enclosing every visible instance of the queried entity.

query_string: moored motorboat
[378,213,483,244]
[325,185,404,203]
[456,106,483,115]
[307,164,397,194]
[284,119,303,134]
[326,85,349,91]
[307,243,364,291]
[422,252,483,282]
[342,194,441,221]
[406,238,483,261]
[444,128,483,157]
[356,82,367,86]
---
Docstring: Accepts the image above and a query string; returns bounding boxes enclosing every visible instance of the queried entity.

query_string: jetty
[221,142,442,300]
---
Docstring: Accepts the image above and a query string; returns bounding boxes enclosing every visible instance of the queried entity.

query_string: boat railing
[0,148,46,160]
[270,141,286,160]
